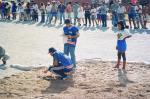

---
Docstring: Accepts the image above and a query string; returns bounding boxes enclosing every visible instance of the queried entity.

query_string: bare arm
[68,33,80,39]
[124,35,132,40]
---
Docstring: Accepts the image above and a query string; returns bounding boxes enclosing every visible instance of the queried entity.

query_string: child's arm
[124,35,132,40]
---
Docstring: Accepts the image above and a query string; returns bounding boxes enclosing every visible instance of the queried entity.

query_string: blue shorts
[51,12,57,17]
[97,14,101,19]
[128,13,136,20]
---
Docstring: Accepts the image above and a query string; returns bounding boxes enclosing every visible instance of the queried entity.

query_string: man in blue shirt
[44,47,73,80]
[58,1,66,24]
[63,19,79,68]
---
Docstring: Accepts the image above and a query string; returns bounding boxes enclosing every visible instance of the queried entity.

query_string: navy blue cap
[65,19,71,24]
[48,47,56,53]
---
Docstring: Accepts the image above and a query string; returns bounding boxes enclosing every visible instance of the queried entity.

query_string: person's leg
[59,12,62,24]
[92,18,94,26]
[64,44,69,56]
[132,15,136,29]
[112,12,115,26]
[49,14,53,24]
[105,14,107,27]
[88,14,91,26]
[43,12,45,23]
[128,14,132,28]
[136,15,140,28]
[115,12,118,27]
[62,12,65,24]
[69,46,76,68]
[85,14,87,26]
[122,52,126,69]
[41,12,43,22]
[115,52,121,68]
[49,66,67,78]
[54,14,57,24]
[122,14,126,26]
[139,14,144,28]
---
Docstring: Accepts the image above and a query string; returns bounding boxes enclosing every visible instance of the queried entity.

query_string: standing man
[63,19,79,68]
[50,0,58,24]
[110,1,119,27]
[46,2,52,24]
[84,2,91,26]
[100,2,108,27]
[72,2,79,25]
[117,3,126,27]
[58,1,66,24]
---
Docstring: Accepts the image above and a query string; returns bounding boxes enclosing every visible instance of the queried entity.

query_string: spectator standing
[11,2,17,20]
[117,3,126,27]
[84,2,91,26]
[58,1,66,24]
[72,2,79,25]
[111,1,119,27]
[77,3,84,26]
[100,3,108,27]
[50,1,58,24]
[46,2,52,24]
[66,2,73,21]
[91,6,97,27]
[40,2,45,23]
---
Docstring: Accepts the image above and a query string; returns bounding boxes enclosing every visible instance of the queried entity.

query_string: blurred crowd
[0,0,149,29]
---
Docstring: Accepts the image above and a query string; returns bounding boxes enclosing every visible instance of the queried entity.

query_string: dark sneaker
[2,60,6,65]
[62,76,72,80]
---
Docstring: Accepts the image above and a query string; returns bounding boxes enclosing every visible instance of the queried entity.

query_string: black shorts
[118,52,126,61]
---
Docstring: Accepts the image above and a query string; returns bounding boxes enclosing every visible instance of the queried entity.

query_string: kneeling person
[44,47,73,80]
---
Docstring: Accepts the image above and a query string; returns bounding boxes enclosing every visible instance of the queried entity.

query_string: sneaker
[2,60,6,65]
[62,76,71,80]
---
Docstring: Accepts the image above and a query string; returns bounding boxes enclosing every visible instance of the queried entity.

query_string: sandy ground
[0,60,150,99]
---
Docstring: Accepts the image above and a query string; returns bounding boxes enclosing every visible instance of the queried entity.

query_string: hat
[48,47,56,54]
[47,2,50,4]
[65,19,71,24]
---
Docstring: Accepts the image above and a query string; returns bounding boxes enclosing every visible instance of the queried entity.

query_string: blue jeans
[59,12,65,24]
[112,11,118,27]
[101,14,107,27]
[64,44,76,68]
[46,12,51,23]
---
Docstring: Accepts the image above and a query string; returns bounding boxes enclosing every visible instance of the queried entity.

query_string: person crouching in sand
[0,46,9,65]
[115,21,132,70]
[44,47,73,80]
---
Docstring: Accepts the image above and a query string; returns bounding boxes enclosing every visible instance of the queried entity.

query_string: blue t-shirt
[117,40,127,52]
[58,4,66,13]
[63,26,79,47]
[53,51,72,67]
[12,4,17,12]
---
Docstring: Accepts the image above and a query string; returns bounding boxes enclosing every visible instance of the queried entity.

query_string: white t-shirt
[91,8,97,16]
[117,6,126,14]
[117,30,131,40]
[135,5,142,14]
[46,5,52,12]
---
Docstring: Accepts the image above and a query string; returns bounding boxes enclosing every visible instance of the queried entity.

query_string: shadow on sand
[117,69,134,87]
[41,79,74,94]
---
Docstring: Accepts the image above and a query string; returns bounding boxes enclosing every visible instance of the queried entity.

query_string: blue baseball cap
[65,19,71,24]
[48,47,56,54]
